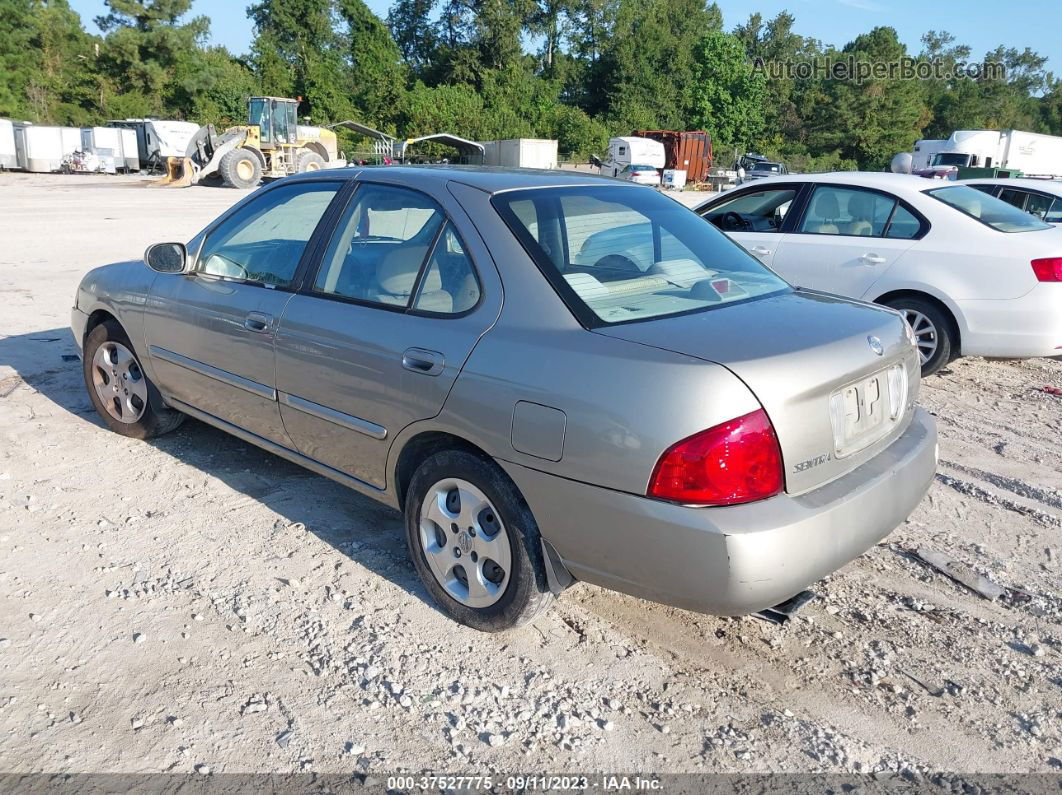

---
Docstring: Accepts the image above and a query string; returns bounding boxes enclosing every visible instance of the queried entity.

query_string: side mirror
[144,242,188,274]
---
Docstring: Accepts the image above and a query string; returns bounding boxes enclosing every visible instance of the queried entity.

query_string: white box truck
[601,136,665,178]
[916,129,1062,178]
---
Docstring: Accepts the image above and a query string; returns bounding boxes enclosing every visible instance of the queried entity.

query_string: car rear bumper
[957,285,1062,358]
[501,407,937,616]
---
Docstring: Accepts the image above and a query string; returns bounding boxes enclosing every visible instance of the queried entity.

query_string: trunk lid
[594,290,921,495]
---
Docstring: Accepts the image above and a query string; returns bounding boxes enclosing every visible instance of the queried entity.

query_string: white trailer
[82,126,139,171]
[601,136,665,178]
[480,138,558,169]
[922,129,1062,177]
[0,119,16,169]
[13,124,65,172]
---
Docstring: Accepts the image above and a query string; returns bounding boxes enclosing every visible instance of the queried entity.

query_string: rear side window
[412,223,480,315]
[494,185,789,327]
[1023,191,1052,221]
[928,185,1051,232]
[1047,198,1062,224]
[197,181,340,287]
[799,186,895,237]
[885,205,922,239]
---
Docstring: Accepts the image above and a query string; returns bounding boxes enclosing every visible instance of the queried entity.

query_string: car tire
[83,320,185,439]
[883,297,954,377]
[219,149,262,189]
[404,449,553,631]
[295,149,326,173]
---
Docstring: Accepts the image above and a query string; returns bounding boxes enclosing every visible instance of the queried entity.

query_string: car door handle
[860,253,886,265]
[402,348,445,376]
[750,246,772,257]
[244,312,273,333]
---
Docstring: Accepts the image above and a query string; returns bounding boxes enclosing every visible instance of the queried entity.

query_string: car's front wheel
[404,450,553,631]
[83,320,185,439]
[884,297,955,377]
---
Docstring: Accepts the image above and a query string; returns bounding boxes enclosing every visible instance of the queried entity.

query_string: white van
[601,137,665,178]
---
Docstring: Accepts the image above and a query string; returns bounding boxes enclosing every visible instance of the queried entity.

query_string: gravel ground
[0,173,1060,777]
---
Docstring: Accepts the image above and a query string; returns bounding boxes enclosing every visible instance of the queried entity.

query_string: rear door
[273,181,501,489]
[771,184,926,297]
[144,179,344,444]
[698,183,804,268]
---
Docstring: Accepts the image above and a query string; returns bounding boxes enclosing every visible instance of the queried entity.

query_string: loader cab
[248,97,299,149]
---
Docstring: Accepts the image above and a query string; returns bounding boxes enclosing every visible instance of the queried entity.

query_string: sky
[68,0,1060,71]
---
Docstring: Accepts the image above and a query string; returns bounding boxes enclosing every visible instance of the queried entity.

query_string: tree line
[2,0,1060,169]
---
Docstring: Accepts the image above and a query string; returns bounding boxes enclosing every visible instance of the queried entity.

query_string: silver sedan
[71,167,937,631]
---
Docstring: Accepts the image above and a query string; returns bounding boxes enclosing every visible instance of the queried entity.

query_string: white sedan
[959,177,1062,224]
[696,172,1062,375]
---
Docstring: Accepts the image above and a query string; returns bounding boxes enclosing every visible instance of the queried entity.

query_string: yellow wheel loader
[154,97,345,188]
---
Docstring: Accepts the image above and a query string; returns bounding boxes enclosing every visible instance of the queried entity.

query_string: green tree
[688,29,766,150]
[95,0,209,115]
[337,0,407,126]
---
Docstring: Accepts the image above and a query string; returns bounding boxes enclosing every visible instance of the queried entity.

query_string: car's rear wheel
[404,450,553,631]
[883,297,954,377]
[83,320,184,439]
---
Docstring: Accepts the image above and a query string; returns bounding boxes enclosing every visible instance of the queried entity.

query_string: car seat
[844,193,875,236]
[374,246,453,312]
[807,192,840,234]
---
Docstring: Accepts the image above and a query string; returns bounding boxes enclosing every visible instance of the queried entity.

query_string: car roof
[281,164,626,193]
[958,177,1062,195]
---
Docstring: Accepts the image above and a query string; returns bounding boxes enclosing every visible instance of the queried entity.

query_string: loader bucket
[149,157,195,188]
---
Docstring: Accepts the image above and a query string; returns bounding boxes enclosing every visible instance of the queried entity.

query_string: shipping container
[633,130,713,182]
[0,119,16,169]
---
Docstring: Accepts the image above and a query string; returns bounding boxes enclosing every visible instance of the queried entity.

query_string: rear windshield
[493,185,790,326]
[927,185,1051,232]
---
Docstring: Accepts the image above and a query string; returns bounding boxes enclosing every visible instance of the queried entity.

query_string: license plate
[829,370,891,457]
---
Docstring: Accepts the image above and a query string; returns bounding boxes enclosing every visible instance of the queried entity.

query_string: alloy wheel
[418,478,512,608]
[90,341,148,423]
[901,308,938,365]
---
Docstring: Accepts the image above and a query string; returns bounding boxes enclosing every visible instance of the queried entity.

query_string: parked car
[72,167,936,632]
[962,178,1062,224]
[618,163,661,186]
[696,172,1062,375]
[741,160,788,183]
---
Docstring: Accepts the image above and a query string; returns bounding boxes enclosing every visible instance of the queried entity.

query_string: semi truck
[915,130,1062,179]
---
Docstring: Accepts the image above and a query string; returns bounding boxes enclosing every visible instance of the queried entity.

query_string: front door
[144,179,343,444]
[771,184,924,297]
[274,182,498,489]
[699,183,802,269]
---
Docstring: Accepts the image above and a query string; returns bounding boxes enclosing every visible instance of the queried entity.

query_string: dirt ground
[0,173,1060,778]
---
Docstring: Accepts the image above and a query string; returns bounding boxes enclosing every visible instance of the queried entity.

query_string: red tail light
[648,409,784,506]
[1031,257,1062,282]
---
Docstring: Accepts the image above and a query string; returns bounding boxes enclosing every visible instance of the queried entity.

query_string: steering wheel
[720,211,752,232]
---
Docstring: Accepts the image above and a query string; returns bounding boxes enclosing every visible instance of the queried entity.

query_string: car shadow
[0,326,441,616]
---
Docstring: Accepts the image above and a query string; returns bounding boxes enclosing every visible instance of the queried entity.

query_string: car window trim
[301,179,484,320]
[191,177,351,292]
[789,183,930,240]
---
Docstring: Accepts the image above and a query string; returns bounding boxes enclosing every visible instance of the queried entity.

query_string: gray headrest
[376,246,439,296]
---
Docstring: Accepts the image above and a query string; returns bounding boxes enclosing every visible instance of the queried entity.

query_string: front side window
[314,183,446,307]
[494,186,789,326]
[799,186,896,237]
[928,185,1052,232]
[196,181,340,287]
[701,187,796,233]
